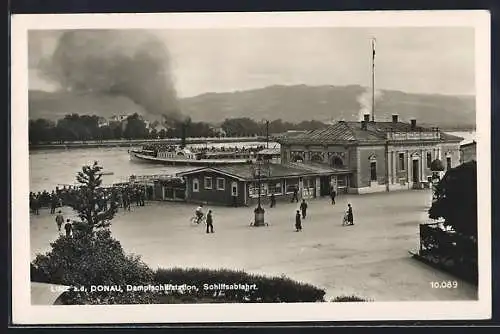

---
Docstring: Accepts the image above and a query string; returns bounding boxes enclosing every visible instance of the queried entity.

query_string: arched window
[231,182,238,196]
[368,154,377,182]
[192,178,199,192]
[311,154,323,163]
[331,156,344,168]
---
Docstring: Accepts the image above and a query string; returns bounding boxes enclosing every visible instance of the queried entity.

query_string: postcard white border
[11,10,491,324]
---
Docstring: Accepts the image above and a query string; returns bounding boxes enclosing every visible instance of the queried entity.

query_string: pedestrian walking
[300,199,308,219]
[270,193,276,208]
[64,219,73,237]
[50,196,57,214]
[331,188,336,205]
[295,210,302,232]
[206,210,214,233]
[291,186,299,203]
[32,197,40,215]
[346,203,354,225]
[55,210,64,232]
[140,190,145,206]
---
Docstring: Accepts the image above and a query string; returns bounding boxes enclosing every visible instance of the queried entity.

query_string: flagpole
[371,37,376,122]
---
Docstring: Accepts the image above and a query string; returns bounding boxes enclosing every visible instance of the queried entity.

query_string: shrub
[331,295,369,302]
[153,268,326,303]
[31,229,156,304]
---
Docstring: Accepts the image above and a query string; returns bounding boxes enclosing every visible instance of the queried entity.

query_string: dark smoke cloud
[40,30,182,121]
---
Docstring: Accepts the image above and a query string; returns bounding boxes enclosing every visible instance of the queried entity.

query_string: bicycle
[190,214,206,225]
[341,212,350,226]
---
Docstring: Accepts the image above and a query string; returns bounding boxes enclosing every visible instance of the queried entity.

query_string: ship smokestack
[410,119,417,130]
[180,122,187,148]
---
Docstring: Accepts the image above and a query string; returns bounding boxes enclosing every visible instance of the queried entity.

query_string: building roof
[257,148,281,155]
[460,140,477,148]
[176,163,349,181]
[278,121,463,145]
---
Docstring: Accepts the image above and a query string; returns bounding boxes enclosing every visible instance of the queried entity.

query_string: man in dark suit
[206,210,214,233]
[347,203,354,225]
[295,210,302,232]
[300,199,308,219]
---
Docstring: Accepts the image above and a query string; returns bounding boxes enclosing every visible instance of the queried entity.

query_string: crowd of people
[141,144,267,155]
[32,178,354,237]
[29,183,151,217]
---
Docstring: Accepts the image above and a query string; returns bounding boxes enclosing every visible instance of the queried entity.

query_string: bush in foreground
[153,268,326,303]
[331,295,370,302]
[31,229,156,304]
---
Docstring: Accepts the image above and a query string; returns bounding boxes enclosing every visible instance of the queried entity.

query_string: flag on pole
[372,37,376,60]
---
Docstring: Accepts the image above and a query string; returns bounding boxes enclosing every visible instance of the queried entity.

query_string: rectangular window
[193,178,199,192]
[268,182,282,195]
[204,177,213,190]
[446,157,452,170]
[426,152,432,168]
[216,177,225,191]
[249,182,267,198]
[286,181,299,193]
[398,153,405,171]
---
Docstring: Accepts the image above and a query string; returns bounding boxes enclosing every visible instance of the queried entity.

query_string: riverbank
[29,136,269,150]
[30,190,477,301]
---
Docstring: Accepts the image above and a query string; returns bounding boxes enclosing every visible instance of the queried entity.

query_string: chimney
[392,114,398,123]
[410,119,416,130]
[363,114,370,123]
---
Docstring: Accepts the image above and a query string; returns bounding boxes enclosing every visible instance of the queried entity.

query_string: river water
[29,142,278,192]
[29,132,475,193]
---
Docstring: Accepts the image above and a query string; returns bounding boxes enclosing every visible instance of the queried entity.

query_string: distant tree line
[29,113,327,144]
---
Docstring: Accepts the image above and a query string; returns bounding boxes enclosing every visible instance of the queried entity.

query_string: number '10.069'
[430,281,458,289]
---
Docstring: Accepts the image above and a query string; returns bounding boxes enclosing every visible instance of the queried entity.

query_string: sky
[28,27,475,97]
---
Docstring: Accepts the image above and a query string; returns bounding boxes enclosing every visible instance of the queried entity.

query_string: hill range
[29,84,476,129]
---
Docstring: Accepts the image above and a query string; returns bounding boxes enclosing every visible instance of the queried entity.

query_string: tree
[221,118,260,137]
[99,125,115,140]
[123,113,149,139]
[72,161,118,236]
[428,160,477,237]
[29,118,56,144]
[295,120,327,131]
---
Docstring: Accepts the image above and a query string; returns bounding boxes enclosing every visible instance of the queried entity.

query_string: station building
[460,141,477,164]
[176,162,348,207]
[277,114,463,194]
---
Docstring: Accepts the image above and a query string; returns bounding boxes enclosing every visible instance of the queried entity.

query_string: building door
[319,176,331,196]
[412,159,419,183]
[370,162,377,182]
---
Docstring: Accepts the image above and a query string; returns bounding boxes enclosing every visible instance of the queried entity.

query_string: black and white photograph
[11,11,491,324]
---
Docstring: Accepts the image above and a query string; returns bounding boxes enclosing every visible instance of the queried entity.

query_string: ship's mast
[371,37,376,122]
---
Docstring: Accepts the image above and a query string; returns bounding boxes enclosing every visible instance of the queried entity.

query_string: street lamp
[253,156,266,227]
[266,120,269,149]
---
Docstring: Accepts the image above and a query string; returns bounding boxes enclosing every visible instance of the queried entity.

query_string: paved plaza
[30,189,477,301]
